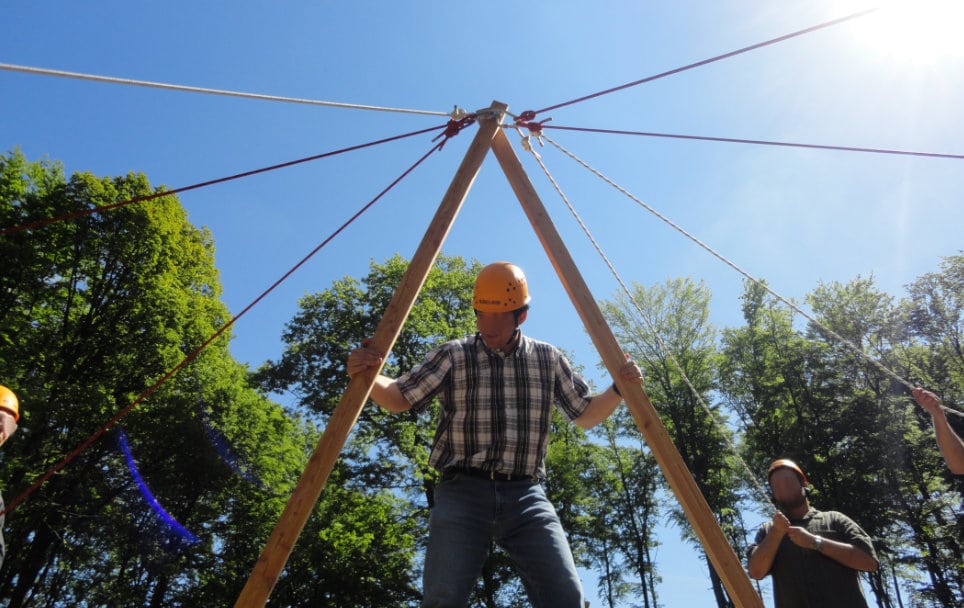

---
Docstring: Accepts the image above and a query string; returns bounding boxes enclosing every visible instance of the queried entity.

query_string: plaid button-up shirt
[396,332,593,479]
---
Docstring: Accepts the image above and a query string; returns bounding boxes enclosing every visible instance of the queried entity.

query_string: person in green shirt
[747,459,878,608]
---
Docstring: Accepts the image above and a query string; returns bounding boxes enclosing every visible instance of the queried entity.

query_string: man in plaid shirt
[348,262,643,608]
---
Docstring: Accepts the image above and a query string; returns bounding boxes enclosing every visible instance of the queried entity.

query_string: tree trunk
[149,573,172,608]
[889,562,905,608]
[5,523,56,608]
[866,570,894,608]
[707,558,734,608]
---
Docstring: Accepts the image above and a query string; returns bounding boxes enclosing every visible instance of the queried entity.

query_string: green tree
[602,277,744,608]
[894,255,964,607]
[0,149,243,606]
[581,412,662,608]
[0,149,419,607]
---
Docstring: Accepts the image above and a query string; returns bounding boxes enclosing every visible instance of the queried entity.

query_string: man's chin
[776,497,806,512]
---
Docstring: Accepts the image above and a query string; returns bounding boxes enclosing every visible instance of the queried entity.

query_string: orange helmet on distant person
[0,385,19,422]
[473,262,531,313]
[768,458,808,486]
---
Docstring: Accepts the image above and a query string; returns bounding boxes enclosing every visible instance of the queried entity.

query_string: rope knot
[514,111,552,141]
[515,110,537,124]
[513,116,551,154]
[432,115,477,148]
[522,117,551,135]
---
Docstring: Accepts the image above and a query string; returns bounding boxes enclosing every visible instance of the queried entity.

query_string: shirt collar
[790,506,820,524]
[475,329,524,358]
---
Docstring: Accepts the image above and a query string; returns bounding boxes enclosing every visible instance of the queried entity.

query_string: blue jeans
[422,473,584,608]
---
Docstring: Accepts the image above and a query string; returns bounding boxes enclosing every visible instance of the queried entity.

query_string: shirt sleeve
[747,522,771,563]
[832,512,878,562]
[396,343,452,413]
[552,350,593,421]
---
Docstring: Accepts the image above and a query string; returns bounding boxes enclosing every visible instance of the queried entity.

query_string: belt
[443,467,535,482]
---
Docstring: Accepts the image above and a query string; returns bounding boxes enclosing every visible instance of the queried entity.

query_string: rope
[515,130,774,507]
[0,63,451,117]
[543,133,921,386]
[540,133,964,422]
[1,124,447,236]
[520,7,880,118]
[0,137,451,518]
[542,125,964,161]
[432,114,478,149]
[514,129,962,507]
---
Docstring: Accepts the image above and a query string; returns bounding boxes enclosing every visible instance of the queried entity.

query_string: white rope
[1,62,451,117]
[540,134,937,392]
[515,129,775,507]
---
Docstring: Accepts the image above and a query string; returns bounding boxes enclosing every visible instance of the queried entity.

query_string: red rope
[431,114,477,149]
[1,124,447,236]
[515,116,552,136]
[519,7,880,119]
[0,138,450,517]
[544,125,964,160]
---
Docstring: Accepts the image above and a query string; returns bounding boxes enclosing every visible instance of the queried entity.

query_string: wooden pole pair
[234,102,763,608]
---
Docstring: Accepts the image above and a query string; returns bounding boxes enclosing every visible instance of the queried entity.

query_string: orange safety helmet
[473,262,531,313]
[768,458,808,486]
[0,384,19,422]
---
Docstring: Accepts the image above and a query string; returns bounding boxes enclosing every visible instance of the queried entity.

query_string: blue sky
[3,2,962,605]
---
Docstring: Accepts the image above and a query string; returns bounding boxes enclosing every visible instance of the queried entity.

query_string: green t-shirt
[750,508,878,608]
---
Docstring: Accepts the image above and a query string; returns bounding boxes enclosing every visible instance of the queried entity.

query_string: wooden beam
[234,102,507,608]
[489,128,763,608]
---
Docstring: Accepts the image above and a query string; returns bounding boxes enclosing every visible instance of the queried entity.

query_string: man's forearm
[574,386,622,429]
[932,410,964,474]
[747,530,782,580]
[368,375,413,413]
[815,537,878,572]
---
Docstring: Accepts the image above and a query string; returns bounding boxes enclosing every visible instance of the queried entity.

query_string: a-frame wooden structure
[234,102,764,608]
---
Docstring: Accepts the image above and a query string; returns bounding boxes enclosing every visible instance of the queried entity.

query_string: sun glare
[843,0,964,65]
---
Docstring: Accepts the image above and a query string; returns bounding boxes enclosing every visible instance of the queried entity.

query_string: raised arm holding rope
[912,387,964,475]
